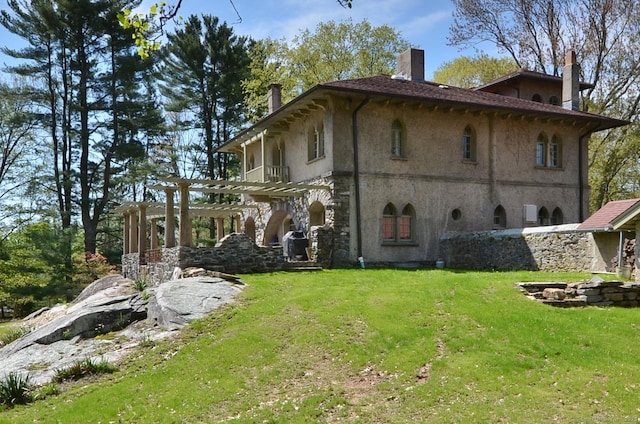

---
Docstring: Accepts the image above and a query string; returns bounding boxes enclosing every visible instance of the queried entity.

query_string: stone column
[123,211,131,254]
[178,182,192,247]
[216,217,225,241]
[129,209,138,254]
[165,187,176,248]
[138,204,148,264]
[235,214,242,233]
[150,218,159,250]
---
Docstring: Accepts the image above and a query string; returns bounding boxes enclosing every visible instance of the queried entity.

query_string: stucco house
[218,48,627,268]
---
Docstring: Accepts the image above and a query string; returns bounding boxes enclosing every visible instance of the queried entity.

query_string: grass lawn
[2,269,640,423]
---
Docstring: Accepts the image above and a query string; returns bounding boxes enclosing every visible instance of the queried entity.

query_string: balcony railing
[245,165,290,183]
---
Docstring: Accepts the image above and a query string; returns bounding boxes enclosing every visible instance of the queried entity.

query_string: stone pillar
[138,204,147,264]
[165,187,176,248]
[150,218,159,250]
[123,211,130,254]
[216,217,225,241]
[235,214,242,233]
[178,182,192,247]
[129,209,138,254]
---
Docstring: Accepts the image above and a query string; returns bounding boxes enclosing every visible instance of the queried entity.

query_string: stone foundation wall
[122,233,285,285]
[440,225,601,272]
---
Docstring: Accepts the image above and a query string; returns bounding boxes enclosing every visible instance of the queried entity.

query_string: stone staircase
[282,260,323,272]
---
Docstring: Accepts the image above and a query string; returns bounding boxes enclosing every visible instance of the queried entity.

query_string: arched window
[538,207,550,226]
[549,135,562,168]
[382,203,397,242]
[551,207,564,225]
[549,96,560,105]
[532,94,542,102]
[382,203,416,243]
[494,205,506,228]
[308,121,324,161]
[399,204,415,241]
[309,201,326,227]
[536,133,548,166]
[391,120,405,158]
[462,125,476,161]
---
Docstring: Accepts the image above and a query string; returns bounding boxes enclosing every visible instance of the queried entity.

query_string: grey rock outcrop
[0,273,244,385]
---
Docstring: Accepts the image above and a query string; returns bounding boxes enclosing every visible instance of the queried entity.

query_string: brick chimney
[562,50,580,111]
[268,83,282,114]
[396,48,425,82]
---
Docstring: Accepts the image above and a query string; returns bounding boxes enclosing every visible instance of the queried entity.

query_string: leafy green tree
[1,0,164,256]
[160,14,250,237]
[244,19,410,120]
[450,0,640,212]
[433,54,519,88]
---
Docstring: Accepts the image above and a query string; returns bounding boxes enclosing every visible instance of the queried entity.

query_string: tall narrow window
[308,121,324,161]
[399,204,415,241]
[551,207,563,225]
[538,207,550,226]
[536,133,548,166]
[462,125,476,161]
[494,205,506,228]
[382,203,397,241]
[549,135,562,168]
[391,120,404,157]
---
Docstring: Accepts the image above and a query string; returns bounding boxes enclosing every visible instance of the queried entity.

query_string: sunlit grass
[2,269,639,423]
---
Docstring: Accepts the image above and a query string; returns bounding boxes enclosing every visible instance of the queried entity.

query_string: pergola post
[235,214,242,233]
[123,210,131,254]
[165,187,176,248]
[128,209,138,254]
[138,204,148,264]
[216,217,225,241]
[150,218,159,250]
[178,182,192,247]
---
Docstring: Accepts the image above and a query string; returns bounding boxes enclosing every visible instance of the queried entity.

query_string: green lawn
[2,269,639,423]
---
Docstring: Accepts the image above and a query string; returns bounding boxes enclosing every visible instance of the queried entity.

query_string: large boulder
[147,276,244,330]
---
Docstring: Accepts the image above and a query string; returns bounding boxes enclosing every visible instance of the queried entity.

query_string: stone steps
[282,261,323,272]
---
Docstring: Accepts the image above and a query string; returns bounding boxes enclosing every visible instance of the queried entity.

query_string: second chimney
[562,50,580,111]
[268,83,282,114]
[396,48,425,82]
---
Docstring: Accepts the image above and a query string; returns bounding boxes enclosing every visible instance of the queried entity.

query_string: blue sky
[0,0,496,80]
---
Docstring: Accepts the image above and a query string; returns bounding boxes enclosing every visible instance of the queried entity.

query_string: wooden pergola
[116,177,330,263]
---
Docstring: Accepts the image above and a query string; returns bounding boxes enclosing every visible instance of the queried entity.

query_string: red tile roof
[578,199,640,231]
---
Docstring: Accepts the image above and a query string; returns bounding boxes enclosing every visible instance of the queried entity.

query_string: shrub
[0,372,33,407]
[53,358,117,383]
[31,383,59,401]
[0,326,29,347]
[133,278,148,292]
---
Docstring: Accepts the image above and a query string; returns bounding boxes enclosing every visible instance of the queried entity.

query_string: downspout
[353,97,370,265]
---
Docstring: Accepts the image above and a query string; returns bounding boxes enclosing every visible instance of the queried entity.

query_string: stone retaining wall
[122,233,285,285]
[517,278,640,307]
[439,225,606,272]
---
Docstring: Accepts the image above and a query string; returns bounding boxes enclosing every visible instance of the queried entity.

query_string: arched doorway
[263,210,294,246]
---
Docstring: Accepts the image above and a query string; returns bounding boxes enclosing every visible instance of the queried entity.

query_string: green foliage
[53,358,117,383]
[71,252,113,288]
[5,270,640,423]
[244,19,410,120]
[133,278,148,292]
[0,372,32,407]
[0,326,29,347]
[433,54,519,87]
[31,383,58,401]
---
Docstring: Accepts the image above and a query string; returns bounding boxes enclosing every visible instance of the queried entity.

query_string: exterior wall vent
[523,204,538,223]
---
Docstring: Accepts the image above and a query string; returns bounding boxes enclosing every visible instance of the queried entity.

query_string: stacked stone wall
[440,227,598,271]
[517,279,640,307]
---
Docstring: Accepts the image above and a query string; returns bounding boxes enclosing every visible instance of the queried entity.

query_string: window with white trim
[462,125,476,162]
[391,120,405,158]
[308,121,325,161]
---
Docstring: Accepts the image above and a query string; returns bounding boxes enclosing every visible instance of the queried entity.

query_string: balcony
[245,165,290,183]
